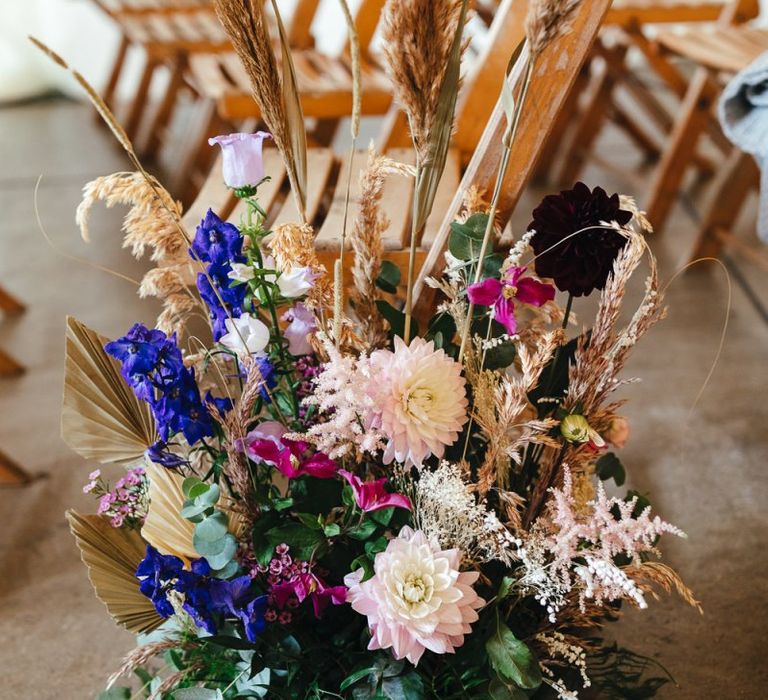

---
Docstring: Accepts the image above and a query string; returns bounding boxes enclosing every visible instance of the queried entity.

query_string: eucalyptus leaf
[97,688,131,700]
[376,260,401,294]
[203,534,238,570]
[596,452,626,486]
[195,511,229,542]
[449,213,489,261]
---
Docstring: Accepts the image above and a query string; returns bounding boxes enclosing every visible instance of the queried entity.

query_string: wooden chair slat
[271,149,337,229]
[414,0,614,308]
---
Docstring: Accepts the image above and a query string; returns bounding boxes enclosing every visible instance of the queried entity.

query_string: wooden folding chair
[414,0,613,313]
[0,285,24,378]
[651,25,768,263]
[549,0,758,191]
[181,0,524,272]
[180,0,611,312]
[175,0,389,203]
[93,0,323,157]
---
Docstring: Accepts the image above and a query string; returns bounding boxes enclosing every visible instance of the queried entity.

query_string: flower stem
[404,163,423,344]
[457,56,534,363]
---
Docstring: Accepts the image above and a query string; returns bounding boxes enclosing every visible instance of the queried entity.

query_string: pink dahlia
[370,337,468,467]
[344,527,484,665]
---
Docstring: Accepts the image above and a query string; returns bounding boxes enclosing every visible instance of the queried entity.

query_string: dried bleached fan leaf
[66,509,163,634]
[141,461,246,564]
[62,316,155,464]
[141,460,198,564]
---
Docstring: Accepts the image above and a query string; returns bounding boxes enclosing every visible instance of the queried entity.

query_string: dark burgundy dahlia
[528,182,632,297]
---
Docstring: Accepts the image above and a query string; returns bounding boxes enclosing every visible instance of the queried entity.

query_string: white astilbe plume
[297,333,384,459]
[517,467,685,622]
[414,462,518,566]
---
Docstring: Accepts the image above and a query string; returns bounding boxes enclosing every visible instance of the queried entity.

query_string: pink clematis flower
[208,132,271,189]
[243,434,337,479]
[339,470,411,513]
[271,572,347,618]
[467,265,555,335]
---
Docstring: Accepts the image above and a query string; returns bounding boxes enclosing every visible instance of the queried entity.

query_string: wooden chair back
[413,0,613,309]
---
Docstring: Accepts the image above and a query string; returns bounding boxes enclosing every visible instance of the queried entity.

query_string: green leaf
[370,507,394,527]
[350,555,374,582]
[265,523,324,560]
[449,213,489,261]
[213,559,240,579]
[348,518,378,541]
[482,253,505,279]
[488,678,529,700]
[181,502,211,520]
[365,536,388,556]
[294,512,324,530]
[172,689,223,700]
[97,688,131,700]
[497,576,515,601]
[375,300,418,340]
[381,670,425,699]
[486,622,542,691]
[273,496,294,511]
[376,260,401,294]
[596,452,626,486]
[323,522,341,537]
[204,534,238,570]
[195,511,229,542]
[182,477,205,499]
[196,483,221,508]
[340,666,378,691]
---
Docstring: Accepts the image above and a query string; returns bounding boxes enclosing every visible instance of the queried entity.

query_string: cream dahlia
[370,337,468,467]
[344,527,484,665]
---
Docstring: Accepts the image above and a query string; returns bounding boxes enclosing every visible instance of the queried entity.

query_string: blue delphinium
[145,440,189,468]
[106,325,214,446]
[193,210,248,340]
[136,546,185,617]
[136,546,268,641]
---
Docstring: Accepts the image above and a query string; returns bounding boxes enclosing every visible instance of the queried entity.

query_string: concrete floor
[0,97,766,699]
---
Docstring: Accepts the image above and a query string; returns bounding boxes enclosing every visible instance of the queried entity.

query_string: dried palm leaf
[62,316,155,464]
[141,461,246,564]
[141,460,198,563]
[66,509,162,634]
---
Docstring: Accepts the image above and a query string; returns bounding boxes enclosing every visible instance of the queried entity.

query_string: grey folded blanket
[719,50,768,241]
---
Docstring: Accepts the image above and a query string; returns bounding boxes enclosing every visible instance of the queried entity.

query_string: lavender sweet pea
[209,132,271,189]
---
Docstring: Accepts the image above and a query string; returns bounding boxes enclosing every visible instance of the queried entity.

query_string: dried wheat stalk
[349,147,413,348]
[381,0,465,162]
[213,0,307,220]
[525,0,582,58]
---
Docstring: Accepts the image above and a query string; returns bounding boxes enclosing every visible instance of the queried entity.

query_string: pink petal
[493,297,518,335]
[466,278,503,306]
[370,492,412,512]
[301,453,337,479]
[516,276,556,307]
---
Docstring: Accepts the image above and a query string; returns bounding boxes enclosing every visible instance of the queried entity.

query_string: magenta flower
[243,435,337,479]
[271,572,347,618]
[208,132,271,189]
[339,470,411,513]
[466,265,555,335]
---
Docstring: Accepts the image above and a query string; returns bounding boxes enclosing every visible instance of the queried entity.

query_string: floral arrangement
[39,0,699,698]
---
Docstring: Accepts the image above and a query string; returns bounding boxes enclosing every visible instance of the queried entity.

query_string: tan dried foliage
[269,222,332,309]
[525,0,582,58]
[349,147,414,348]
[381,0,465,162]
[473,331,562,494]
[625,561,701,612]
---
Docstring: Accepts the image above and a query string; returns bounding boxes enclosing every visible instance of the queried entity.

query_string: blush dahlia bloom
[344,527,484,665]
[370,337,468,467]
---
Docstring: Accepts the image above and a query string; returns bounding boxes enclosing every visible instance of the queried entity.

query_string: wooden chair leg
[0,450,31,486]
[102,32,130,116]
[558,43,627,187]
[0,286,25,316]
[645,69,718,235]
[124,52,160,143]
[0,348,24,377]
[141,52,187,158]
[690,150,759,261]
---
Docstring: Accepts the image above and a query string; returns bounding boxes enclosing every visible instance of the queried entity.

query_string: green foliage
[486,621,542,692]
[449,213,489,261]
[376,260,402,294]
[97,689,131,700]
[596,452,626,486]
[182,478,237,575]
[375,299,419,340]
